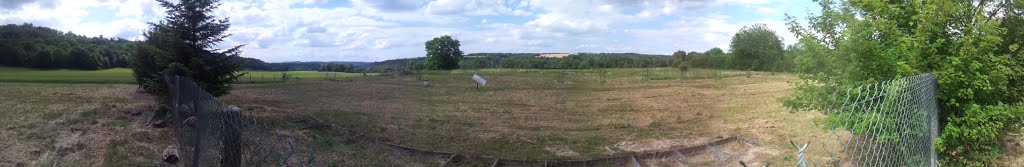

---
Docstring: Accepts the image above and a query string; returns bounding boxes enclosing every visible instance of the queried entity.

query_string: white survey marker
[472,74,487,86]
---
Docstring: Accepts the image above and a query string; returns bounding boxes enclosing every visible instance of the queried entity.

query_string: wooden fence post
[191,99,203,167]
[221,106,242,167]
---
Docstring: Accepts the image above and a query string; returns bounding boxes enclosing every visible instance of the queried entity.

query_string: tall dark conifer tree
[132,0,244,114]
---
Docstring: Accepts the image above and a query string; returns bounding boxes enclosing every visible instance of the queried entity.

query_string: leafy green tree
[1001,0,1024,102]
[729,23,784,71]
[671,50,686,60]
[668,51,692,77]
[30,47,53,69]
[424,35,463,70]
[704,47,730,69]
[783,0,1024,165]
[70,46,100,69]
[132,0,244,115]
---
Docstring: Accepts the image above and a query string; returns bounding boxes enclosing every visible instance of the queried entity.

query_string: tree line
[318,63,355,72]
[0,23,136,70]
[411,25,796,73]
[359,52,673,73]
[461,53,672,69]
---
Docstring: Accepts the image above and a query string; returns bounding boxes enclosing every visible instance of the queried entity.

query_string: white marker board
[472,74,487,86]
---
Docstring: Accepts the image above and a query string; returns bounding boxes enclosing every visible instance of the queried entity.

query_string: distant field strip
[0,66,136,84]
[0,66,368,84]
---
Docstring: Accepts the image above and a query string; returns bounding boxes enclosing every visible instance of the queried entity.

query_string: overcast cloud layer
[0,0,820,62]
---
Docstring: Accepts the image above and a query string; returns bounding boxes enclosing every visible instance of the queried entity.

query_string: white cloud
[0,0,817,62]
[351,0,422,12]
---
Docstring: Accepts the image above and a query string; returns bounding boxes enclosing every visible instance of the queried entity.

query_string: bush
[937,104,1024,166]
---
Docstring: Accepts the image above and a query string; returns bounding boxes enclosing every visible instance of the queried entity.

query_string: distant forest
[0,23,368,72]
[240,58,370,71]
[0,23,136,69]
[0,23,676,73]
[360,53,673,72]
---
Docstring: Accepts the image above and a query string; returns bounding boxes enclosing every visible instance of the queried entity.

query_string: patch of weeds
[469,137,549,159]
[567,124,601,132]
[71,110,99,125]
[41,111,63,120]
[103,140,129,166]
[611,122,634,129]
[128,131,153,143]
[646,120,665,129]
[108,119,127,128]
[426,115,448,124]
[453,119,478,127]
[675,116,685,123]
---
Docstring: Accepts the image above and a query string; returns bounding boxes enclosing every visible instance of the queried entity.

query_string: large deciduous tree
[132,0,244,114]
[424,35,463,70]
[729,23,784,71]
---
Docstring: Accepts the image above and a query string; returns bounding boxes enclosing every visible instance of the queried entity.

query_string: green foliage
[783,0,1024,165]
[0,23,135,70]
[671,51,689,73]
[319,63,353,72]
[132,0,244,98]
[702,47,734,69]
[729,23,784,71]
[424,35,463,70]
[937,104,1024,166]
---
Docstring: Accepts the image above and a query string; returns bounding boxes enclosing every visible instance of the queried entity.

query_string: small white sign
[472,74,487,86]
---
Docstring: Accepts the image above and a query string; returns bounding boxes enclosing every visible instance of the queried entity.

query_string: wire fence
[165,75,316,167]
[795,73,939,166]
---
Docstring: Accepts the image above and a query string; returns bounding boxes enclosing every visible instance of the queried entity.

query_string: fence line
[165,75,316,166]
[796,73,939,166]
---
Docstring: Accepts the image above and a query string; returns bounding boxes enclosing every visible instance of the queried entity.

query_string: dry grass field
[216,68,830,166]
[0,83,169,166]
[0,68,840,166]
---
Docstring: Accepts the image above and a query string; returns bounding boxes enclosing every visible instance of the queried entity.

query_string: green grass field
[0,66,137,84]
[0,66,370,84]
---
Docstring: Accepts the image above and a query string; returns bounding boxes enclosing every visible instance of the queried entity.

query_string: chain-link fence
[165,75,316,167]
[795,73,939,166]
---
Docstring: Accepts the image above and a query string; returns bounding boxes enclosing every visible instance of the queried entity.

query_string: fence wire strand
[798,73,938,167]
[166,75,316,167]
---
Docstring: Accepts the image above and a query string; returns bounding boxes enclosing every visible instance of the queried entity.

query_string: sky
[0,0,821,62]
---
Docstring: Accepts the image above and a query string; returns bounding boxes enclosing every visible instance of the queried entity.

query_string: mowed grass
[0,66,136,84]
[218,68,825,166]
[0,66,369,84]
[0,83,170,166]
[0,67,820,166]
